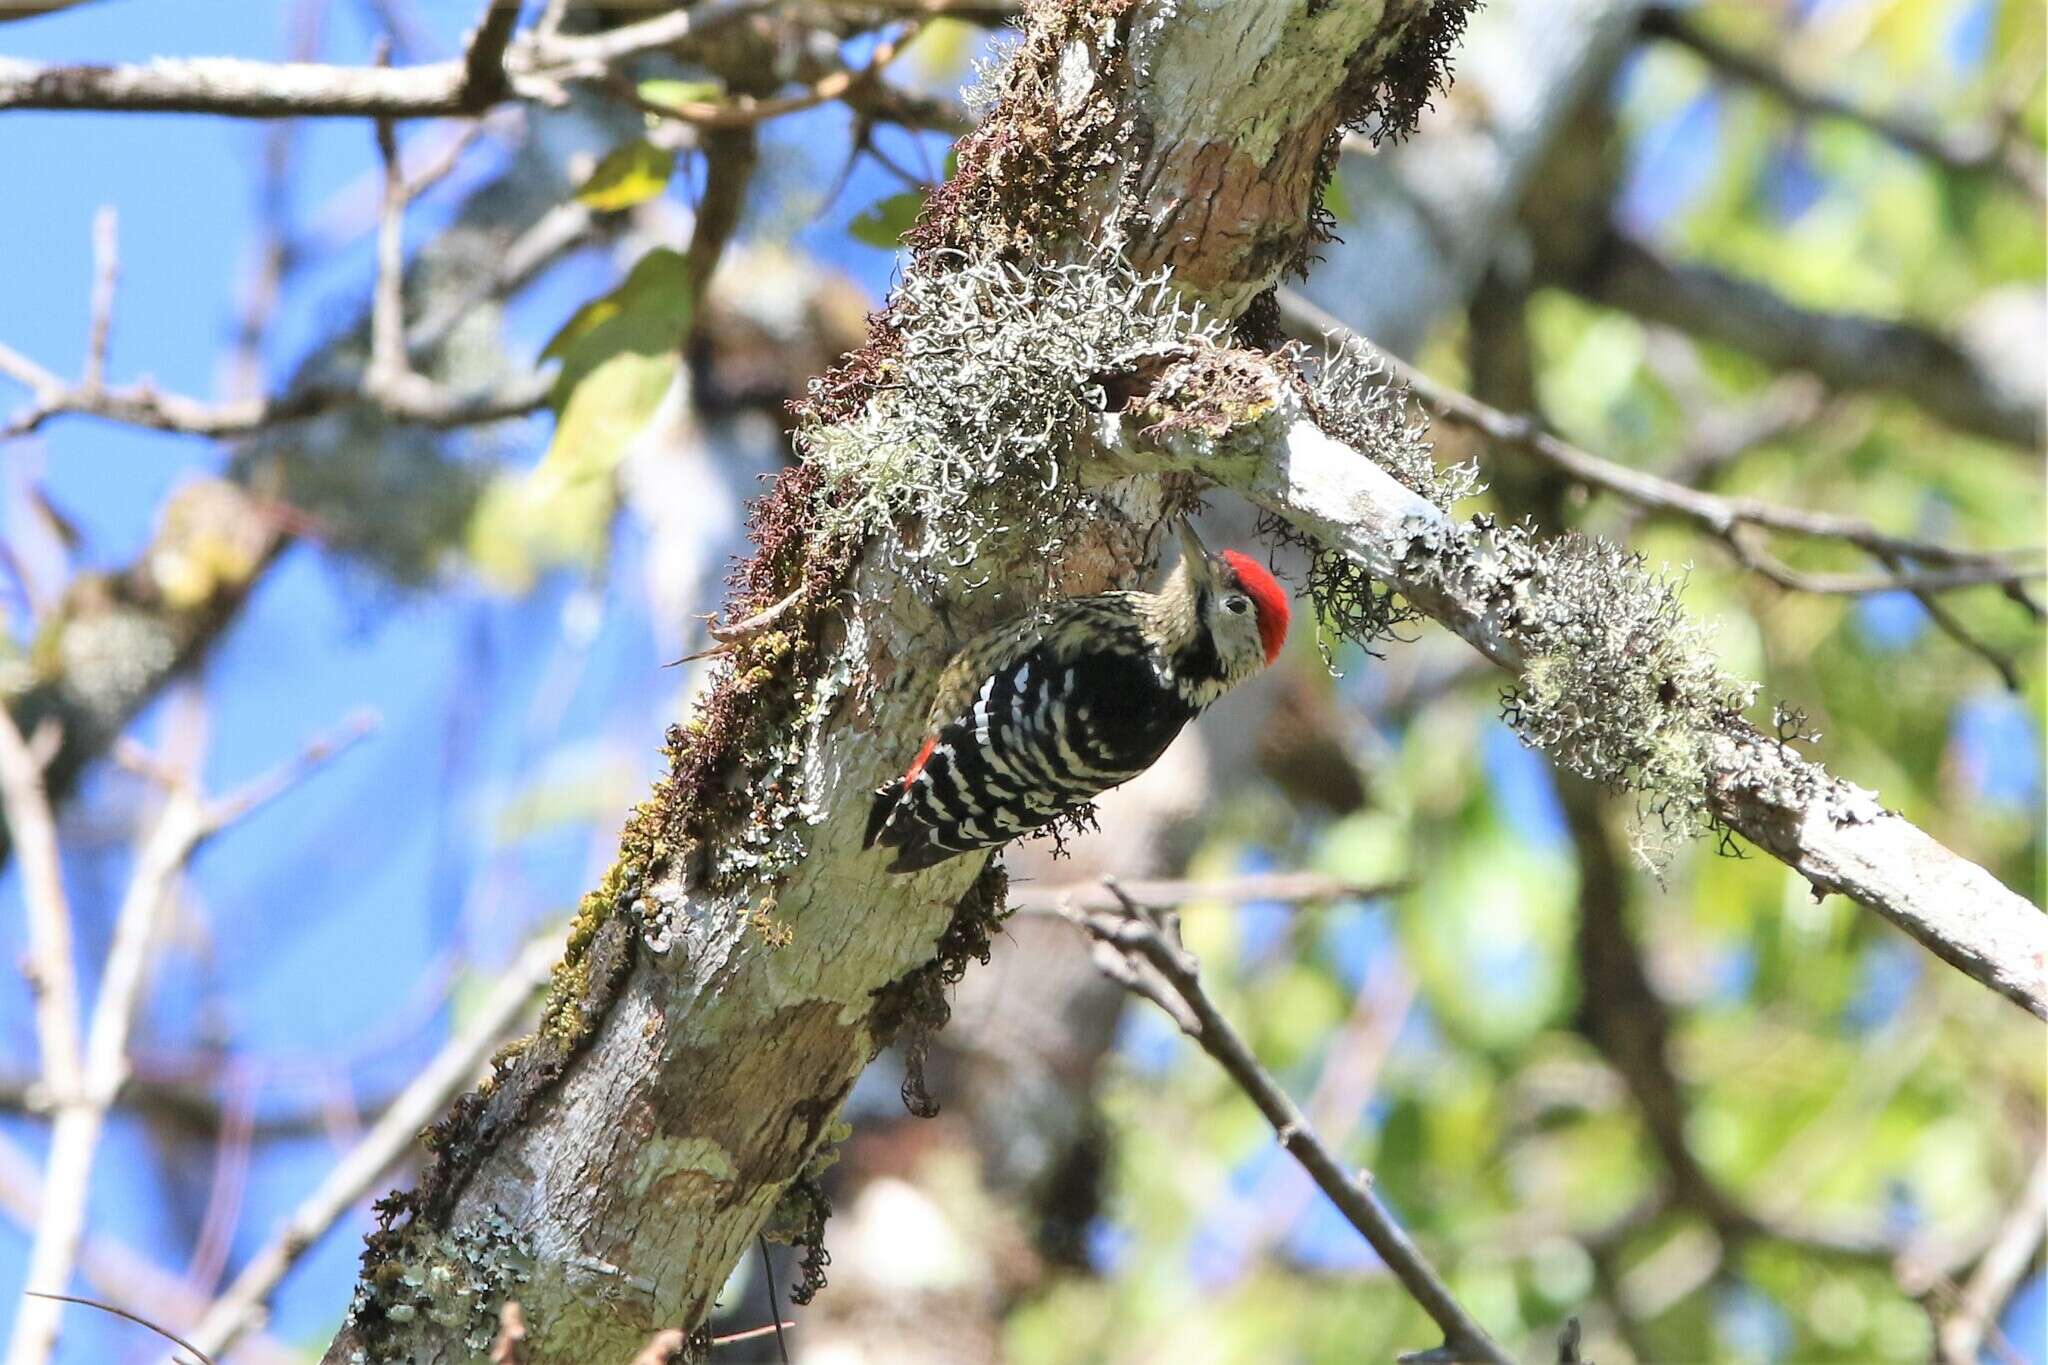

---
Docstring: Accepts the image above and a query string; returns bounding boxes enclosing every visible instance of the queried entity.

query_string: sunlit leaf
[849,189,927,247]
[638,78,725,117]
[576,138,677,212]
[472,248,693,591]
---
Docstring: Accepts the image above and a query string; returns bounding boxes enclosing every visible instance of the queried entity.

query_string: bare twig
[1871,546,2028,691]
[0,1133,299,1365]
[5,710,373,1365]
[21,1292,215,1365]
[1008,871,1403,916]
[8,757,206,1364]
[1,350,551,440]
[184,934,559,1358]
[0,0,775,119]
[83,206,119,392]
[1641,6,2045,205]
[0,709,83,1123]
[714,1320,800,1349]
[1278,289,2046,603]
[625,21,926,130]
[1064,881,1512,1364]
[1107,357,2048,1017]
[1938,1156,2048,1365]
[704,587,804,645]
[370,109,409,387]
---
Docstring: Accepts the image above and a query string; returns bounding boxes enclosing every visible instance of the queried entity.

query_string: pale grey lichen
[1276,339,1484,655]
[798,247,1229,578]
[341,1208,533,1360]
[1291,344,1762,870]
[1306,337,1481,513]
[1482,527,1758,871]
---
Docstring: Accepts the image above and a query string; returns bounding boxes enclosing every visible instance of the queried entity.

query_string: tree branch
[0,0,775,119]
[1278,287,2046,603]
[1937,1155,2048,1365]
[1099,351,2048,1018]
[1571,230,2045,450]
[0,704,84,1125]
[1640,6,2046,205]
[1008,871,1404,917]
[3,712,370,1364]
[1062,883,1512,1365]
[6,753,208,1364]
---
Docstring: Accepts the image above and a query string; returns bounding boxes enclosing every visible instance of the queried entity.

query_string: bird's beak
[1175,520,1216,585]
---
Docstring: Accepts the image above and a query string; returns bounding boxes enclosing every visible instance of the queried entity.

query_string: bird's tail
[863,782,970,872]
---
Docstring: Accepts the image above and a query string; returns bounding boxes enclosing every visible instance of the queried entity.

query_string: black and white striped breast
[866,642,1196,871]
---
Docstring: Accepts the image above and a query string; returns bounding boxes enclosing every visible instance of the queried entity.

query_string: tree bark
[321,4,1466,1361]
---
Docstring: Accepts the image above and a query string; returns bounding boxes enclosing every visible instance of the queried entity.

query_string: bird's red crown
[1221,550,1289,665]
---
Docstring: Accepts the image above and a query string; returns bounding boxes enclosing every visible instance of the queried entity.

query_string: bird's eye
[1224,595,1250,615]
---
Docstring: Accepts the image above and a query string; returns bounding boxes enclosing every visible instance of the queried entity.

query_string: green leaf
[576,138,676,212]
[478,247,693,591]
[848,189,927,248]
[637,78,724,114]
[1321,172,1351,222]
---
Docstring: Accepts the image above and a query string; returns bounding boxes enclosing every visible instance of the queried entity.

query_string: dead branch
[1064,882,1513,1365]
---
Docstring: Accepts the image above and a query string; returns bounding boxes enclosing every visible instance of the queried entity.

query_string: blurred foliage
[996,2,2045,1361]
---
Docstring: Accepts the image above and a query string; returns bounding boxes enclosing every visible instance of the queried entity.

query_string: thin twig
[370,108,407,380]
[9,761,207,1365]
[0,710,83,1123]
[184,934,559,1358]
[757,1235,791,1365]
[1873,547,2026,691]
[6,709,375,1365]
[714,1321,800,1348]
[704,587,803,645]
[0,1133,300,1365]
[625,21,926,130]
[0,0,776,119]
[83,206,119,392]
[1,353,552,440]
[21,1292,215,1365]
[1008,871,1404,916]
[1938,1155,2048,1365]
[1063,881,1512,1365]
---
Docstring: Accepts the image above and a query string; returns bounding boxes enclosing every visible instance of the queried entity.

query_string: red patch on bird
[903,735,938,790]
[1221,550,1290,665]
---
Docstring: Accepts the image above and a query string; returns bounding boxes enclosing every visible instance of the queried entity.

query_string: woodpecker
[864,522,1290,872]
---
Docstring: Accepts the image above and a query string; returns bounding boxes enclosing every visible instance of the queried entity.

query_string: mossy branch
[1096,338,2048,1019]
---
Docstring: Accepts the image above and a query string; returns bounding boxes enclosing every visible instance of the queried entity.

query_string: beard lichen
[1495,532,1758,867]
[1272,338,1482,656]
[797,248,1230,581]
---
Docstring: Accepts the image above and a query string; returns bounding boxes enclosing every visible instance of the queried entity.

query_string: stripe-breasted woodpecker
[864,521,1290,872]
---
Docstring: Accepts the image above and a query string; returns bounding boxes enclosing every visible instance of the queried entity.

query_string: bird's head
[1167,520,1291,692]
